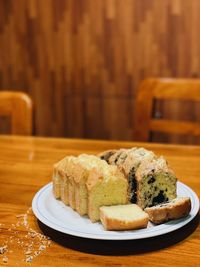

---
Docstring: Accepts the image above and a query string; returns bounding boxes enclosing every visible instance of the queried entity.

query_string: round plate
[32,182,199,240]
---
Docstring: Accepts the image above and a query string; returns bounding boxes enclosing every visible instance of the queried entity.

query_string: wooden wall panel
[0,0,200,143]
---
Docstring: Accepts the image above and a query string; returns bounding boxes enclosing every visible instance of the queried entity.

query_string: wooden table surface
[0,135,199,266]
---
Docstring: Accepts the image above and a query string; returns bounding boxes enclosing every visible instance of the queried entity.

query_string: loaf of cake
[145,197,191,224]
[100,204,149,230]
[57,154,107,212]
[53,147,179,225]
[86,164,128,222]
[53,154,129,221]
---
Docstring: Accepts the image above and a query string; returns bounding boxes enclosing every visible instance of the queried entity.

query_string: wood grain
[0,135,199,266]
[0,1,200,143]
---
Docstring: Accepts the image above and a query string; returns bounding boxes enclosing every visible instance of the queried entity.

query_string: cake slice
[100,204,149,230]
[52,156,75,202]
[145,197,191,224]
[119,148,156,203]
[52,161,62,199]
[62,157,82,206]
[108,149,129,165]
[86,164,128,222]
[60,174,69,205]
[135,156,177,209]
[67,159,77,210]
[72,154,108,216]
[98,150,117,163]
[53,155,79,209]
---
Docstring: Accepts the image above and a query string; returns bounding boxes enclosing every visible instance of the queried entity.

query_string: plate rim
[32,181,199,240]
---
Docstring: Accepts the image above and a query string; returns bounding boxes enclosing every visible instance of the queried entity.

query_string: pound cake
[52,156,66,199]
[60,154,108,212]
[86,164,128,222]
[100,204,149,230]
[145,197,191,224]
[53,154,128,222]
[70,154,109,215]
[52,156,76,204]
[53,147,179,225]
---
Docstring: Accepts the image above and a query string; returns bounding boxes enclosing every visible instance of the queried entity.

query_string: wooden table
[0,135,199,266]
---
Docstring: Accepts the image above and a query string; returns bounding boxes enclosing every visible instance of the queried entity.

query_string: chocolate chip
[152,190,165,205]
[128,167,137,203]
[147,176,155,184]
[100,151,115,162]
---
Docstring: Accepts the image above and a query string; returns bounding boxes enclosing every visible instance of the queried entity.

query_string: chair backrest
[133,78,200,142]
[0,91,33,135]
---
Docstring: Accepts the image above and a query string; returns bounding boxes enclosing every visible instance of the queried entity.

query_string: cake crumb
[0,246,7,254]
[26,255,33,263]
[34,251,40,257]
[25,250,32,255]
[0,207,51,264]
[16,214,25,218]
[3,256,8,263]
[39,244,46,251]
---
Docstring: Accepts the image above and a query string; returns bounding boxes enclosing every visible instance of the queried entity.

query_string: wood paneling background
[0,0,200,143]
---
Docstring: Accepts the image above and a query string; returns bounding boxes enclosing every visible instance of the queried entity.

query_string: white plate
[32,182,199,240]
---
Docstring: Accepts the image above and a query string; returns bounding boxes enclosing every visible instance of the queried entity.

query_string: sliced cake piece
[52,159,63,199]
[72,154,108,216]
[119,148,156,203]
[100,204,149,230]
[98,150,117,163]
[120,147,156,176]
[86,164,128,223]
[145,197,191,224]
[135,156,177,209]
[67,159,77,210]
[52,156,75,202]
[53,155,80,209]
[60,174,69,205]
[108,149,129,165]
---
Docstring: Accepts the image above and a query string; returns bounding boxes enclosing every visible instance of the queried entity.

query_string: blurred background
[0,0,200,143]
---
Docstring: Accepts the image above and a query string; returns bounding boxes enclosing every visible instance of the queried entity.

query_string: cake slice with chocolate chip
[98,149,117,163]
[119,148,156,204]
[108,148,129,165]
[135,156,177,209]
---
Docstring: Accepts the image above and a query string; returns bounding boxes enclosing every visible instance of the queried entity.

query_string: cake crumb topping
[0,246,7,254]
[0,207,51,264]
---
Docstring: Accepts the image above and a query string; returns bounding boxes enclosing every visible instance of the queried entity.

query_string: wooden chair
[133,78,200,142]
[0,91,33,135]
